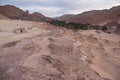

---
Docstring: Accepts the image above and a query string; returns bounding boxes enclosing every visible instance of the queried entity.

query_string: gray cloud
[0,0,120,17]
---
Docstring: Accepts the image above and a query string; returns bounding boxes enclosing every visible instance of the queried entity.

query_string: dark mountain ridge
[0,5,52,22]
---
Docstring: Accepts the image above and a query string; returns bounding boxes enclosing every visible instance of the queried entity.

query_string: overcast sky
[0,0,120,17]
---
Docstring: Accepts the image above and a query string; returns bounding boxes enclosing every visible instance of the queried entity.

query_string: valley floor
[0,20,120,80]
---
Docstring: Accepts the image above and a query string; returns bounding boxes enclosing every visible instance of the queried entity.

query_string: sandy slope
[0,15,9,19]
[0,20,48,46]
[0,19,120,80]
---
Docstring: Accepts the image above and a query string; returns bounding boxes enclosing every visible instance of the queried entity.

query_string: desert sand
[0,19,120,80]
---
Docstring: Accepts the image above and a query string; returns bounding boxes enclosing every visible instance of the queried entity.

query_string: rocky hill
[0,5,52,22]
[57,5,120,34]
[57,5,120,25]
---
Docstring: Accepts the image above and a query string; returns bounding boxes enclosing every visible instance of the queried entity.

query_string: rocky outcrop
[13,28,27,34]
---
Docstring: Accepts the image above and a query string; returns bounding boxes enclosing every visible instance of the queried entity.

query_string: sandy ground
[0,20,49,46]
[0,19,120,80]
[79,30,120,42]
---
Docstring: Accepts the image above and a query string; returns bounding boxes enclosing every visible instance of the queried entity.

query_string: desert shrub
[102,26,108,32]
[91,25,101,30]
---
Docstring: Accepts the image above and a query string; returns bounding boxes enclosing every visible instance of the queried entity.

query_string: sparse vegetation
[48,20,107,31]
[48,20,92,30]
[102,26,108,32]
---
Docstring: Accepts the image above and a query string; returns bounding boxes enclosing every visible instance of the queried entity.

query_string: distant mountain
[29,12,52,22]
[57,5,120,25]
[0,5,52,22]
[55,14,75,21]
